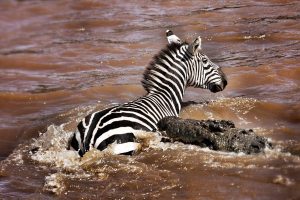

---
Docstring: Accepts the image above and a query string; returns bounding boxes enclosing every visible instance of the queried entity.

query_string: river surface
[0,0,300,199]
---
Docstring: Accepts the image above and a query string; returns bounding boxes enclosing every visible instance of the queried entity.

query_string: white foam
[273,175,295,186]
[243,34,266,40]
[30,124,81,169]
[43,173,66,195]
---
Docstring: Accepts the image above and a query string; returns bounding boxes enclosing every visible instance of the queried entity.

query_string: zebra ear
[188,36,202,55]
[166,30,181,44]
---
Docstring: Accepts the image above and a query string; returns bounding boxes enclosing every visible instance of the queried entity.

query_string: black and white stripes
[69,31,227,156]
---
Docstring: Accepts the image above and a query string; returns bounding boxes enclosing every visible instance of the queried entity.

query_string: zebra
[69,31,227,156]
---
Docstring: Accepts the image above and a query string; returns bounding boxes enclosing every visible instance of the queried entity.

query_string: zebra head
[186,36,227,93]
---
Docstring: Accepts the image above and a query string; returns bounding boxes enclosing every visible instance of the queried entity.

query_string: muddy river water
[0,0,300,199]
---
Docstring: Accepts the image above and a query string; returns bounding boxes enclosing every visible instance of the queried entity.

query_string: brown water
[0,0,300,199]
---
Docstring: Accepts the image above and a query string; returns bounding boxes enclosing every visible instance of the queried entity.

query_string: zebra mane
[142,42,188,93]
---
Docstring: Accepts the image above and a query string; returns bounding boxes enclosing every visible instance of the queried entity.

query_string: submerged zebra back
[69,99,158,156]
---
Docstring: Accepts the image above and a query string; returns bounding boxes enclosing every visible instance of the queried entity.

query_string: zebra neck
[145,91,182,117]
[143,71,186,115]
[142,43,191,116]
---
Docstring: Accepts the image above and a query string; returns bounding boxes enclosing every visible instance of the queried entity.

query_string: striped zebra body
[69,33,227,156]
[71,92,180,156]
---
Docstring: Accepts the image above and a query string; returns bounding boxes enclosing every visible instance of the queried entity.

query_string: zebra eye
[202,57,208,63]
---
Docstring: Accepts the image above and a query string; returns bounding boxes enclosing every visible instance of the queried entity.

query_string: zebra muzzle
[210,84,223,93]
[209,80,227,93]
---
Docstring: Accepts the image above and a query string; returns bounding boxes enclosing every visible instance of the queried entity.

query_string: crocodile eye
[202,57,208,63]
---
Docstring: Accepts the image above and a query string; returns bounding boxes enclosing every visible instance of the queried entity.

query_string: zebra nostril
[210,84,223,93]
[223,79,227,88]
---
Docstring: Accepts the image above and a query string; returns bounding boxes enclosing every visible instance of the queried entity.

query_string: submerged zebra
[69,31,227,156]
